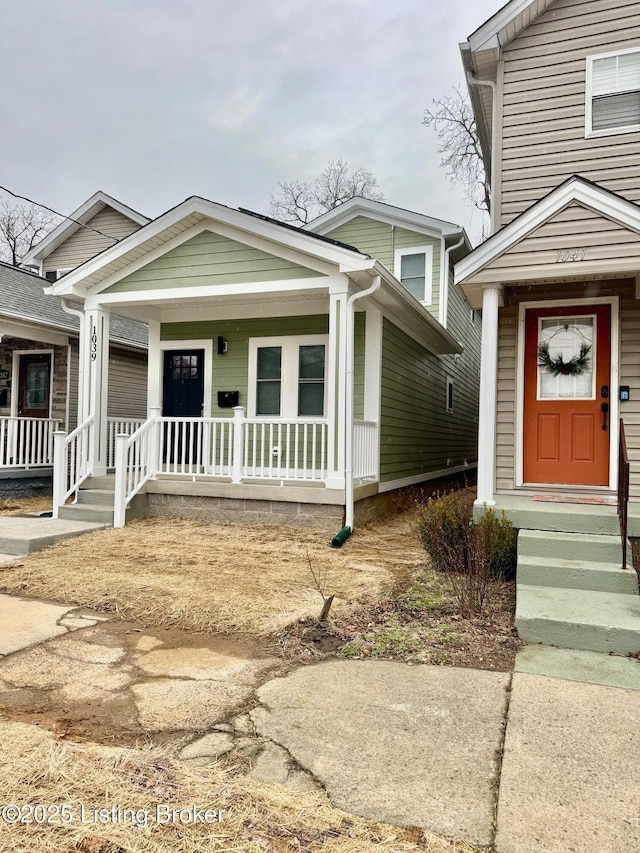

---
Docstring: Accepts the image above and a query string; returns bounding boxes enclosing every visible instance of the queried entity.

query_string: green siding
[380,318,478,483]
[105,230,322,293]
[162,315,329,415]
[323,216,442,321]
[354,311,365,421]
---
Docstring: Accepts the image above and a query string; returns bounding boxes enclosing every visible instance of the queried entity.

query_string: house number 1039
[556,248,587,263]
[91,326,98,361]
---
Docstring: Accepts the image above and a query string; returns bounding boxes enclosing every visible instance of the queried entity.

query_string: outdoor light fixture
[217,336,228,355]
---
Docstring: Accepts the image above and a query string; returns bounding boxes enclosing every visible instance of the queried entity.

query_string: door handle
[601,402,609,431]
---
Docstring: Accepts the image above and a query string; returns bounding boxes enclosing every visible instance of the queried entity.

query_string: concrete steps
[57,478,147,527]
[514,520,640,657]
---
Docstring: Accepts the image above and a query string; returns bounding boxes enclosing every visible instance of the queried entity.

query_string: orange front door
[523,304,611,486]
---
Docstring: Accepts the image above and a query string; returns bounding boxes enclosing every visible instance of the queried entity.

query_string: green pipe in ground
[331,526,352,548]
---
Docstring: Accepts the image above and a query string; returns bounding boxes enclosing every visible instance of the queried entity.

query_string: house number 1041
[556,248,587,262]
[91,326,98,361]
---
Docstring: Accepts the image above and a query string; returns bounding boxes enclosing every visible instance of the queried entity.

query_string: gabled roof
[455,176,640,296]
[0,261,147,349]
[22,190,150,266]
[460,0,557,169]
[306,197,469,246]
[46,195,373,299]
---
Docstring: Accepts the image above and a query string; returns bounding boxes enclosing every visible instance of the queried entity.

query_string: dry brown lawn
[0,512,424,635]
[0,495,53,516]
[0,715,481,853]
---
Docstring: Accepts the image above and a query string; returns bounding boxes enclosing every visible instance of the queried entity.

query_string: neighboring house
[455,0,640,654]
[456,0,640,511]
[45,196,480,530]
[0,261,147,493]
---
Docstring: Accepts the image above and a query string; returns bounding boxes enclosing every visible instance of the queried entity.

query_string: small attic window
[394,246,434,305]
[45,271,57,282]
[587,48,640,136]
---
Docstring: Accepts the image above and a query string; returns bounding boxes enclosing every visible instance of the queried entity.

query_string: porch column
[85,305,110,476]
[326,279,352,489]
[476,283,503,508]
[364,305,382,482]
[146,319,162,412]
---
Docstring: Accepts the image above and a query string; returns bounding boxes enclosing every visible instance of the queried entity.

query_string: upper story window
[586,47,640,137]
[394,245,433,305]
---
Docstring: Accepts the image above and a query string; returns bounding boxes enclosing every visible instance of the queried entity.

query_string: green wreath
[537,341,592,377]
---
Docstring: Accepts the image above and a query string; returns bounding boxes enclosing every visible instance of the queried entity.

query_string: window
[586,48,640,136]
[394,246,434,304]
[446,377,454,414]
[44,268,73,282]
[249,336,328,418]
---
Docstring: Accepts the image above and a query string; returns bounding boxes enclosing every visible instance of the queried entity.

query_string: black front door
[162,350,205,417]
[162,350,205,467]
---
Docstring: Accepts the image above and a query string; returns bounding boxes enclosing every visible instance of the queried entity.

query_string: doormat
[533,495,617,506]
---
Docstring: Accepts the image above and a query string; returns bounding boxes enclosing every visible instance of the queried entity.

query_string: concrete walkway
[0,589,639,851]
[0,515,105,555]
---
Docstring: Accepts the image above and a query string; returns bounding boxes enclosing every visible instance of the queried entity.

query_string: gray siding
[43,207,143,273]
[107,347,148,419]
[380,318,478,484]
[499,0,640,226]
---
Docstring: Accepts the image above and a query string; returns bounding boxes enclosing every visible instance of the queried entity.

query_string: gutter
[440,233,466,328]
[466,71,497,235]
[61,300,87,423]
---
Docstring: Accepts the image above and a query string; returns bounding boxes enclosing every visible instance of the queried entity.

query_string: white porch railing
[114,416,160,528]
[159,417,234,477]
[0,417,60,468]
[243,419,327,481]
[353,420,378,479]
[52,415,94,518]
[106,417,146,469]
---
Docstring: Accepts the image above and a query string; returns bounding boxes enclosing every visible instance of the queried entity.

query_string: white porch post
[146,319,162,412]
[475,283,504,507]
[326,280,352,489]
[85,305,111,476]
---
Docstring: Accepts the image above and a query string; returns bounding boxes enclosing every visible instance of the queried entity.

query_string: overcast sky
[2,0,499,245]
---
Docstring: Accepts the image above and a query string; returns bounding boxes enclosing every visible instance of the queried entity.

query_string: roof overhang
[455,177,640,306]
[22,190,150,265]
[306,197,467,245]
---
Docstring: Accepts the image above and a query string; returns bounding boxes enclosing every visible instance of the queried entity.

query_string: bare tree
[270,159,384,225]
[0,198,58,266]
[423,85,490,215]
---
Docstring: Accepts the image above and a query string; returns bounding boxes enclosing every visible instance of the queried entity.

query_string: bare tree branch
[270,159,384,225]
[423,85,490,215]
[0,199,59,266]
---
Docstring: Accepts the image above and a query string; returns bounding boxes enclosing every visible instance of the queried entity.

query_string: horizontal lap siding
[380,319,477,484]
[107,348,148,419]
[107,231,321,293]
[495,280,639,496]
[161,316,329,416]
[43,209,143,273]
[499,0,640,226]
[324,217,442,322]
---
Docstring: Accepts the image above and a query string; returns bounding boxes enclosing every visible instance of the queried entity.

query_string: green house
[47,195,480,531]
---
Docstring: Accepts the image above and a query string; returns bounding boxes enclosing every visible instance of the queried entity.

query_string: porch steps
[515,526,640,656]
[57,476,148,527]
[497,495,620,535]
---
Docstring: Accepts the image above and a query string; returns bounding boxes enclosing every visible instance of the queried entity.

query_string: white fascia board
[455,177,640,285]
[49,198,370,299]
[0,318,69,347]
[308,198,461,238]
[22,190,150,265]
[467,0,539,52]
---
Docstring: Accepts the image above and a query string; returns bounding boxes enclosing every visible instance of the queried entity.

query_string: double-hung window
[249,335,328,418]
[394,246,433,305]
[586,47,640,137]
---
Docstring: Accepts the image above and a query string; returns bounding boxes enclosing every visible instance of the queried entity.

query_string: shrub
[416,492,517,615]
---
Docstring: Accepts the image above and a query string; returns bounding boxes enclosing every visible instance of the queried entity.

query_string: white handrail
[0,417,60,469]
[52,414,94,518]
[106,417,146,469]
[113,410,161,528]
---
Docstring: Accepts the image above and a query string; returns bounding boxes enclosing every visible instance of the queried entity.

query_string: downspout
[61,300,85,425]
[441,233,465,329]
[466,74,497,235]
[331,273,382,547]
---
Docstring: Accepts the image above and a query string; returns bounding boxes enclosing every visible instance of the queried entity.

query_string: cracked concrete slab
[251,660,510,847]
[0,594,73,654]
[496,673,640,853]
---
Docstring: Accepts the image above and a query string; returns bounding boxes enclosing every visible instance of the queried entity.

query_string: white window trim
[247,334,329,419]
[394,245,434,306]
[446,376,454,414]
[585,46,640,138]
[11,349,55,418]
